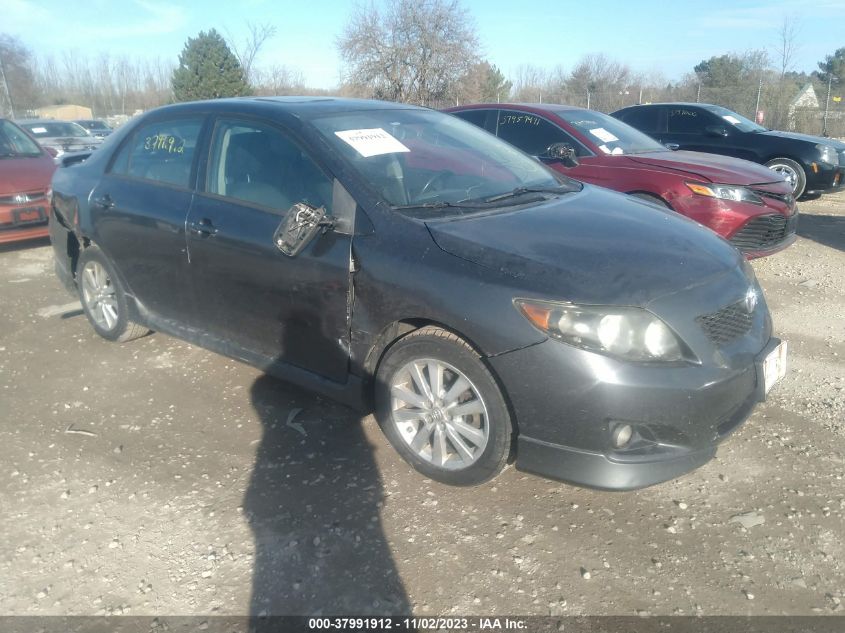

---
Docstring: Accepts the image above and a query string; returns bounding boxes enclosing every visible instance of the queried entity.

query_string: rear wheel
[375,326,512,486]
[77,247,149,342]
[765,158,806,198]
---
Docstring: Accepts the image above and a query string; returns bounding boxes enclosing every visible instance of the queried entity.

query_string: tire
[765,158,806,198]
[375,326,513,486]
[629,192,671,209]
[77,247,149,342]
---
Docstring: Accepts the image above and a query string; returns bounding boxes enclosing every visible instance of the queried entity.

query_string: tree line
[1,1,842,134]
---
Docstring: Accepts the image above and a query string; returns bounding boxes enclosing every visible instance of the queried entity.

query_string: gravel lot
[1,191,843,617]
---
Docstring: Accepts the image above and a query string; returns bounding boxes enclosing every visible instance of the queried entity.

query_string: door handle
[92,194,115,209]
[189,218,218,237]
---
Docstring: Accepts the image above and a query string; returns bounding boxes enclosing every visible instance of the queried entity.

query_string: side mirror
[274,202,334,257]
[704,125,729,138]
[545,142,579,168]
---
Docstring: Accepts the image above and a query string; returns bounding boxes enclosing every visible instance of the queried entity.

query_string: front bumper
[804,161,845,195]
[0,200,50,245]
[488,336,779,490]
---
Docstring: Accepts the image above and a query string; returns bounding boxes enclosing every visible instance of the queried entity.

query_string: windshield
[77,120,110,131]
[0,120,43,157]
[21,121,90,138]
[309,108,576,213]
[705,105,767,132]
[556,110,665,155]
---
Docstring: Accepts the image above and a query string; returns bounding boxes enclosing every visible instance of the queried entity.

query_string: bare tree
[226,22,278,85]
[337,0,479,105]
[774,14,801,79]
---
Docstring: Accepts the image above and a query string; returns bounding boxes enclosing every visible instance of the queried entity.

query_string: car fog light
[611,424,633,449]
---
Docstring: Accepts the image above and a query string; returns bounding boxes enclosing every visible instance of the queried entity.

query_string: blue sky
[3,0,844,88]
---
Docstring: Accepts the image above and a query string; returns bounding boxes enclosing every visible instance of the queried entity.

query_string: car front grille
[0,191,48,205]
[729,213,798,251]
[696,300,754,346]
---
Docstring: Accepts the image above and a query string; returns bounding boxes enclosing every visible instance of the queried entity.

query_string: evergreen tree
[171,29,251,102]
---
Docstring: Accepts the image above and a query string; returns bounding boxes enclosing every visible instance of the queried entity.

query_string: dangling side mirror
[274,202,335,257]
[545,143,579,168]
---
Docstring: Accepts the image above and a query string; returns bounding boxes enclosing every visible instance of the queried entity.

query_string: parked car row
[448,104,798,258]
[46,97,788,490]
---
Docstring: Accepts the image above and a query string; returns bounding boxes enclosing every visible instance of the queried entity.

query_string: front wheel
[375,326,513,486]
[77,247,149,342]
[765,158,806,198]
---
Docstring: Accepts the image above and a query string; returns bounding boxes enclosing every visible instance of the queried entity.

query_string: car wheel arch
[367,320,520,464]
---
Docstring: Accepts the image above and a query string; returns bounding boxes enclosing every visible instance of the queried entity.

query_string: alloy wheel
[80,260,119,331]
[390,358,490,470]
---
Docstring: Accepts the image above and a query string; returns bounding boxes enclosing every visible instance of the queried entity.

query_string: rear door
[89,116,205,322]
[185,116,353,383]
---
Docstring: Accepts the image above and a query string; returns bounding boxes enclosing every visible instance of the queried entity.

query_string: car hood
[625,150,782,185]
[760,130,845,149]
[0,155,55,194]
[425,185,743,307]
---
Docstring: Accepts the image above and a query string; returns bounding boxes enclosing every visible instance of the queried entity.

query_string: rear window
[0,120,42,157]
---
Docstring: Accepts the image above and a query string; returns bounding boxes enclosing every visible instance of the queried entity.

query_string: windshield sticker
[31,127,47,134]
[334,128,410,158]
[589,127,619,143]
[598,144,611,154]
[499,114,541,126]
[722,115,741,125]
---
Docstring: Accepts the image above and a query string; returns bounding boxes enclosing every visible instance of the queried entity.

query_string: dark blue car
[48,97,787,489]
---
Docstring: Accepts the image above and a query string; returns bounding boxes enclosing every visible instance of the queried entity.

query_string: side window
[206,119,332,214]
[451,109,494,132]
[495,110,577,156]
[109,118,202,187]
[667,108,707,134]
[618,107,659,133]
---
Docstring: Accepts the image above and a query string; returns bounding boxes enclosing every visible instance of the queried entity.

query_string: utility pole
[754,75,763,122]
[586,90,590,109]
[822,72,836,137]
[696,83,701,103]
[0,53,16,119]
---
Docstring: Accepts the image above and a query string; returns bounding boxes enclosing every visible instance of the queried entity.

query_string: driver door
[185,117,352,383]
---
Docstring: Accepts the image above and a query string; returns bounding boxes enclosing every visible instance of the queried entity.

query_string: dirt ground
[0,191,843,618]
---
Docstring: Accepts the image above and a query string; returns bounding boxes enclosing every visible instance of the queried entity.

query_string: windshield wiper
[483,185,577,203]
[391,200,486,211]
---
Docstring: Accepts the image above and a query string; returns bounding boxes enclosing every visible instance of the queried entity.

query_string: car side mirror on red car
[545,143,579,168]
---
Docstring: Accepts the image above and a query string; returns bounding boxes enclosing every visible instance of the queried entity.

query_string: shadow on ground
[244,374,409,615]
[798,213,845,253]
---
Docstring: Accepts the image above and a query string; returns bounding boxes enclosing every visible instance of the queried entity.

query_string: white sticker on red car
[334,128,410,158]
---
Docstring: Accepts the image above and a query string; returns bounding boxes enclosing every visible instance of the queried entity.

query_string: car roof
[617,102,716,110]
[451,102,591,114]
[144,96,427,119]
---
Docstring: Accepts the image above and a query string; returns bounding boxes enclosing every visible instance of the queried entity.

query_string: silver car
[16,119,102,157]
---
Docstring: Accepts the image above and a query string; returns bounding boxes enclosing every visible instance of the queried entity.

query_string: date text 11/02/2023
[307,617,528,630]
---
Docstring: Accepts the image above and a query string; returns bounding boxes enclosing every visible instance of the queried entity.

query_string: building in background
[33,104,93,121]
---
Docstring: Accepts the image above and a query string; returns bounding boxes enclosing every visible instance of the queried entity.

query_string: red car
[0,119,56,245]
[447,104,798,258]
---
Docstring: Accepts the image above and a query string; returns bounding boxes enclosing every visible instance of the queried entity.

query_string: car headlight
[514,299,692,362]
[816,144,838,166]
[686,182,763,205]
